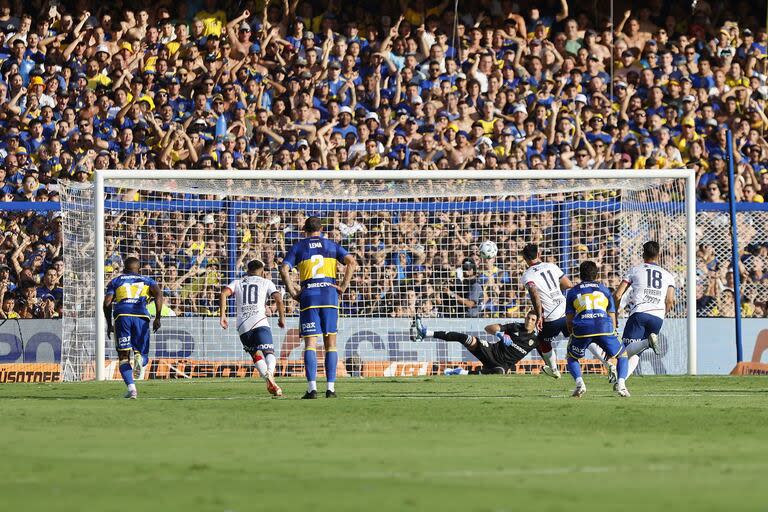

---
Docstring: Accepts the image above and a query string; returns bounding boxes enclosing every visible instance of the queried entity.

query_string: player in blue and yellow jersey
[280,216,357,399]
[103,256,163,399]
[565,261,630,398]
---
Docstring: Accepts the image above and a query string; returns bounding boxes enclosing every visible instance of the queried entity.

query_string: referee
[410,310,539,374]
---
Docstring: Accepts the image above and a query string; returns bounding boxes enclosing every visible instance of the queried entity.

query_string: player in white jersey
[521,244,617,381]
[220,259,286,397]
[520,244,572,379]
[614,241,675,378]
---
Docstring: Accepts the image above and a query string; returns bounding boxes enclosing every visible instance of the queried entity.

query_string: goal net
[59,170,696,382]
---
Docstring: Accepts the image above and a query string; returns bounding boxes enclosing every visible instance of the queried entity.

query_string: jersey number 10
[242,284,259,305]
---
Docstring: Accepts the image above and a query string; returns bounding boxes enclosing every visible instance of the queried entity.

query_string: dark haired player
[103,256,163,399]
[613,241,676,378]
[220,259,286,397]
[520,243,572,378]
[565,261,629,398]
[521,243,617,382]
[410,310,539,374]
[280,216,357,399]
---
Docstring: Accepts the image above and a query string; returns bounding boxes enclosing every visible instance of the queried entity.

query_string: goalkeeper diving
[410,310,539,374]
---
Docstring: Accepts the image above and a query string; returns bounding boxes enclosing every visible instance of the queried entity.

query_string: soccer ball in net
[479,240,498,260]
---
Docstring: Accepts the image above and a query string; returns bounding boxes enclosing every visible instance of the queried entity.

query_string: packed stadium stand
[0,0,766,319]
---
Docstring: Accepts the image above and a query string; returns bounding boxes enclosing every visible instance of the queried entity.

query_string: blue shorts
[540,317,569,343]
[239,326,274,355]
[299,307,338,337]
[114,316,150,356]
[622,313,663,344]
[567,334,622,360]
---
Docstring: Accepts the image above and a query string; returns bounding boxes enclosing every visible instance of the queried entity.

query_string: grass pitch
[1,376,766,512]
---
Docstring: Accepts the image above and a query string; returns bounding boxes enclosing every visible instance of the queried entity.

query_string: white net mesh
[59,182,97,381]
[696,210,768,318]
[59,174,692,381]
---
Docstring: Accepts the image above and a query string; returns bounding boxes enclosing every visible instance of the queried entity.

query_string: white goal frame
[93,169,698,380]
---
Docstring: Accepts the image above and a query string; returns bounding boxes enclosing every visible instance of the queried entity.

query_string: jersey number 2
[310,255,326,278]
[242,284,259,304]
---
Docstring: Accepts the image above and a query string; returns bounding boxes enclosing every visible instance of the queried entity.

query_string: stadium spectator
[0,0,762,319]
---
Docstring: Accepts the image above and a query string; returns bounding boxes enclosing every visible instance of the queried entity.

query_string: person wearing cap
[697,153,726,197]
[672,116,702,159]
[332,105,358,139]
[440,257,482,317]
[222,9,254,57]
[634,137,667,169]
[325,59,345,98]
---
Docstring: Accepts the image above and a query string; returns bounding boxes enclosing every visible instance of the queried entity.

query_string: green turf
[1,376,766,512]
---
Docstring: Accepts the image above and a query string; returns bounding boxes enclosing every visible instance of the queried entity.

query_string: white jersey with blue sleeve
[521,262,567,321]
[225,275,277,335]
[623,263,675,319]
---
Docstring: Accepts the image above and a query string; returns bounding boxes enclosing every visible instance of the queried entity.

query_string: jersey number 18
[646,269,662,289]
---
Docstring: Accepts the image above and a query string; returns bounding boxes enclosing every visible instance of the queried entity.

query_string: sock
[425,329,435,337]
[588,344,610,367]
[327,381,335,392]
[434,331,474,348]
[617,356,629,380]
[627,355,640,377]
[566,357,582,382]
[265,353,277,375]
[255,358,268,379]
[618,377,626,388]
[119,362,134,386]
[141,354,148,367]
[325,349,338,387]
[305,348,317,391]
[575,376,585,387]
[625,339,650,357]
[127,383,136,392]
[541,350,557,370]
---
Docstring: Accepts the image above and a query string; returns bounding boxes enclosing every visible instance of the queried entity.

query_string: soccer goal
[58,170,697,382]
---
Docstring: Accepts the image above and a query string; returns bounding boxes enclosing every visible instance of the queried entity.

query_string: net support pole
[686,168,698,375]
[557,205,572,276]
[226,201,238,284]
[94,171,106,381]
[726,130,744,363]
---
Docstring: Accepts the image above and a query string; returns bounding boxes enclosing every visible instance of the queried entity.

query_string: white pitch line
[4,462,768,485]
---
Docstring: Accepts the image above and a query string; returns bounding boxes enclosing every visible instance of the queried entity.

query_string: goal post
[61,169,697,382]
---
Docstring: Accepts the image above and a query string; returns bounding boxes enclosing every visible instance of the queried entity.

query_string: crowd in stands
[0,0,765,318]
[98,201,767,320]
